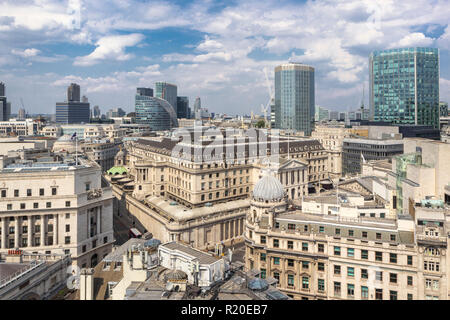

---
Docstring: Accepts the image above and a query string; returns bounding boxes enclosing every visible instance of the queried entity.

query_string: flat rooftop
[160,242,220,265]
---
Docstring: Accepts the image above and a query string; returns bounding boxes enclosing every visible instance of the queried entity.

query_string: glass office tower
[274,63,315,135]
[135,89,178,131]
[369,47,439,129]
[155,82,178,115]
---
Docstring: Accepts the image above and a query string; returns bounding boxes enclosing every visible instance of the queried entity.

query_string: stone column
[40,215,45,247]
[14,217,20,248]
[27,216,33,248]
[55,214,58,245]
[97,207,101,235]
[1,218,6,249]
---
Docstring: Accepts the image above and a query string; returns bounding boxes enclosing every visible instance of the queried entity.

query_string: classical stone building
[245,171,449,300]
[107,128,328,249]
[0,154,114,268]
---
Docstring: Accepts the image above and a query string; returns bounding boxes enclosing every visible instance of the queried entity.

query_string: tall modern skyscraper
[56,84,90,124]
[274,62,315,135]
[135,88,177,131]
[369,47,440,129]
[176,96,189,119]
[137,87,153,97]
[0,82,10,121]
[155,82,177,115]
[193,97,201,117]
[67,83,81,102]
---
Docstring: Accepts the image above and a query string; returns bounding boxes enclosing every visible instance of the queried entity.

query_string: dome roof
[252,173,285,202]
[164,270,188,282]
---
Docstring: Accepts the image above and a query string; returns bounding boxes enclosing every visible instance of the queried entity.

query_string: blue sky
[0,0,449,116]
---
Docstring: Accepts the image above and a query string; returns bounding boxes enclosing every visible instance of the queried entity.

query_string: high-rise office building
[193,97,201,119]
[440,101,448,117]
[56,84,90,124]
[0,82,10,121]
[135,88,178,131]
[176,96,189,119]
[17,108,26,120]
[369,47,440,129]
[92,105,101,118]
[155,82,177,115]
[67,83,81,102]
[274,62,315,135]
[137,87,153,97]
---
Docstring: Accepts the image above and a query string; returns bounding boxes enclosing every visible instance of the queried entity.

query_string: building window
[46,202,51,208]
[390,234,396,241]
[82,245,86,253]
[33,203,39,208]
[375,289,383,300]
[65,201,71,207]
[273,239,279,248]
[348,230,354,237]
[319,226,324,233]
[389,253,397,263]
[407,276,413,286]
[1,190,6,197]
[85,183,91,191]
[334,282,341,296]
[273,272,280,284]
[347,267,354,277]
[390,273,397,284]
[260,236,266,244]
[376,271,383,281]
[288,259,294,267]
[14,189,19,197]
[260,253,266,262]
[65,236,70,244]
[302,261,309,270]
[376,233,382,240]
[361,269,368,279]
[22,226,28,233]
[318,243,324,253]
[347,248,354,257]
[361,286,369,299]
[287,275,294,287]
[318,279,325,292]
[318,262,325,272]
[287,241,293,249]
[39,188,44,196]
[334,265,341,275]
[302,242,308,251]
[273,257,280,265]
[20,203,26,209]
[27,189,32,197]
[375,251,382,261]
[288,223,296,230]
[35,225,40,233]
[7,204,12,210]
[260,269,266,279]
[347,284,355,297]
[334,246,341,256]
[362,231,368,238]
[407,255,413,265]
[66,224,70,232]
[407,293,413,300]
[390,290,397,300]
[335,228,340,235]
[302,277,309,289]
[52,188,57,195]
[361,249,368,260]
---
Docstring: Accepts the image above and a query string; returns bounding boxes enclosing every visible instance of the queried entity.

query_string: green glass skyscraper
[369,47,440,129]
[274,62,315,135]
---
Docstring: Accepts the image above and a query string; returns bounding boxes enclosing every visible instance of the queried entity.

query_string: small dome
[252,173,285,202]
[248,278,269,291]
[164,270,188,282]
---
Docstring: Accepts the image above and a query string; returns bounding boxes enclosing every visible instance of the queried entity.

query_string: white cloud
[391,32,434,48]
[73,33,145,66]
[11,48,41,58]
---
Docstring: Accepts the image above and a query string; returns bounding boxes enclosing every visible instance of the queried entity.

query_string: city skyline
[0,0,449,116]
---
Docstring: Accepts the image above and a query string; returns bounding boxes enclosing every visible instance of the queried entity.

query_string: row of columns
[0,214,58,249]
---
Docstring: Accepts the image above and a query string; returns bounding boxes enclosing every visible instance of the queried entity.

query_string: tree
[255,119,266,128]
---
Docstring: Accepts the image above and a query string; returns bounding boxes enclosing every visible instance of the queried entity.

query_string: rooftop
[160,242,220,265]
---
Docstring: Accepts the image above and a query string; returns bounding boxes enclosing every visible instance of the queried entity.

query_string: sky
[0,0,449,116]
